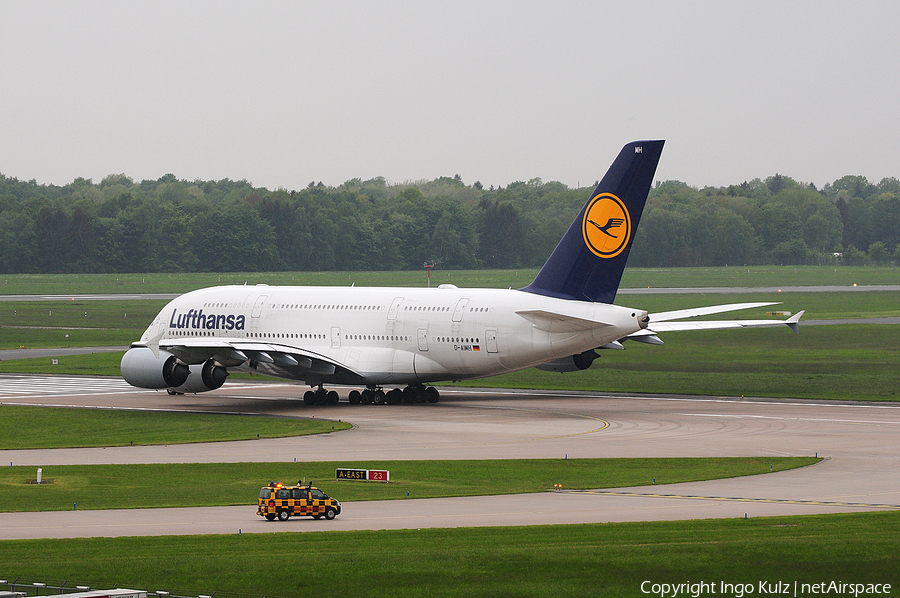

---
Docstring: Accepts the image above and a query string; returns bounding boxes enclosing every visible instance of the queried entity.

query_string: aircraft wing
[650,302,780,322]
[158,338,362,379]
[622,305,804,344]
[649,313,804,333]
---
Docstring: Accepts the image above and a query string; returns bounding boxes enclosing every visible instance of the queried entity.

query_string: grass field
[0,457,818,513]
[1,265,898,296]
[2,511,897,597]
[0,405,348,449]
[451,323,900,401]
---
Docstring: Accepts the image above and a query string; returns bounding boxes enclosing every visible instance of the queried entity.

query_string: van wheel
[324,507,337,520]
[265,514,276,521]
[277,510,290,521]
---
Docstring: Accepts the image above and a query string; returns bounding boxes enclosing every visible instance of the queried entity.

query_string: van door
[293,487,310,515]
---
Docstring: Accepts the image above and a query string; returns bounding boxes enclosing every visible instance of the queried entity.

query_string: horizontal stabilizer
[625,330,665,345]
[651,302,779,323]
[516,309,611,333]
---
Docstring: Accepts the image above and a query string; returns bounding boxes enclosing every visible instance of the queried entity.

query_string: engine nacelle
[121,348,228,393]
[121,347,190,389]
[535,349,599,373]
[171,360,229,394]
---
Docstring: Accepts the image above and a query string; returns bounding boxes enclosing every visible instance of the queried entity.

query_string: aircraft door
[388,297,404,320]
[485,329,498,353]
[417,328,428,351]
[251,295,268,318]
[452,298,469,322]
[331,327,341,349]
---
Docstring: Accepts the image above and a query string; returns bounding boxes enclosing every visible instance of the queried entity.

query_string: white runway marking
[0,374,144,399]
[682,412,900,426]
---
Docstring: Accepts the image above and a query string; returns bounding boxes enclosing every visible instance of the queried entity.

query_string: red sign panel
[367,470,390,482]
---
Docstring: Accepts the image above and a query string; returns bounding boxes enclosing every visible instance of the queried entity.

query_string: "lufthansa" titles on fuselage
[169,308,246,331]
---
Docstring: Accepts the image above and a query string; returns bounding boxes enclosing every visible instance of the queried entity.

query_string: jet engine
[174,359,229,393]
[121,347,228,393]
[535,349,599,373]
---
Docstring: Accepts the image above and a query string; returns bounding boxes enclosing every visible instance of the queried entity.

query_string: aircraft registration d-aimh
[122,140,803,404]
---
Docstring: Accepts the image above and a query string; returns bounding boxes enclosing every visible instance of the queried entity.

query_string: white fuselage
[140,283,647,385]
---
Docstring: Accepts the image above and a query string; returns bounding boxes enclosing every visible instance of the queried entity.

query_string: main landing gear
[303,387,339,405]
[308,384,439,406]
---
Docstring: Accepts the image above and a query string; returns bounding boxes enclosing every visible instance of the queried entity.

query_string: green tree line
[1,170,898,274]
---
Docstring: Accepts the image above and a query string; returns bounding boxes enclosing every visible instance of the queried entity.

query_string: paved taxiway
[1,375,898,539]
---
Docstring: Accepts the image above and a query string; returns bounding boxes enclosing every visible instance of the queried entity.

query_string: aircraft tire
[425,387,439,403]
[303,391,316,405]
[361,389,374,404]
[373,390,386,405]
[327,390,339,405]
[349,390,361,404]
[402,386,416,403]
[386,388,403,405]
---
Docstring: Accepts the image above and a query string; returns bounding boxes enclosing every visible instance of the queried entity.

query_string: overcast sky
[2,1,898,192]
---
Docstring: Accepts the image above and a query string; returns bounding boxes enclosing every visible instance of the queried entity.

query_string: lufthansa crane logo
[582,193,631,258]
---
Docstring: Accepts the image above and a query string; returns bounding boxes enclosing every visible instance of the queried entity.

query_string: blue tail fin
[521,140,664,304]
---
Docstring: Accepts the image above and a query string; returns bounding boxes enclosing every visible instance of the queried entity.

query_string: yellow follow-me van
[258,481,341,521]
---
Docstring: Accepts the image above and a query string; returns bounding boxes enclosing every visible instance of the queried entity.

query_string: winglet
[147,329,165,359]
[786,310,805,335]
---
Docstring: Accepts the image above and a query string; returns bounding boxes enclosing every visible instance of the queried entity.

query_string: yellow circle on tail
[582,193,631,258]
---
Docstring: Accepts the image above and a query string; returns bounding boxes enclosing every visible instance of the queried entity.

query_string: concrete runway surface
[1,376,898,539]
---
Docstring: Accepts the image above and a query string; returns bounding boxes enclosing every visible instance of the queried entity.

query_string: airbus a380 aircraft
[122,140,803,404]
